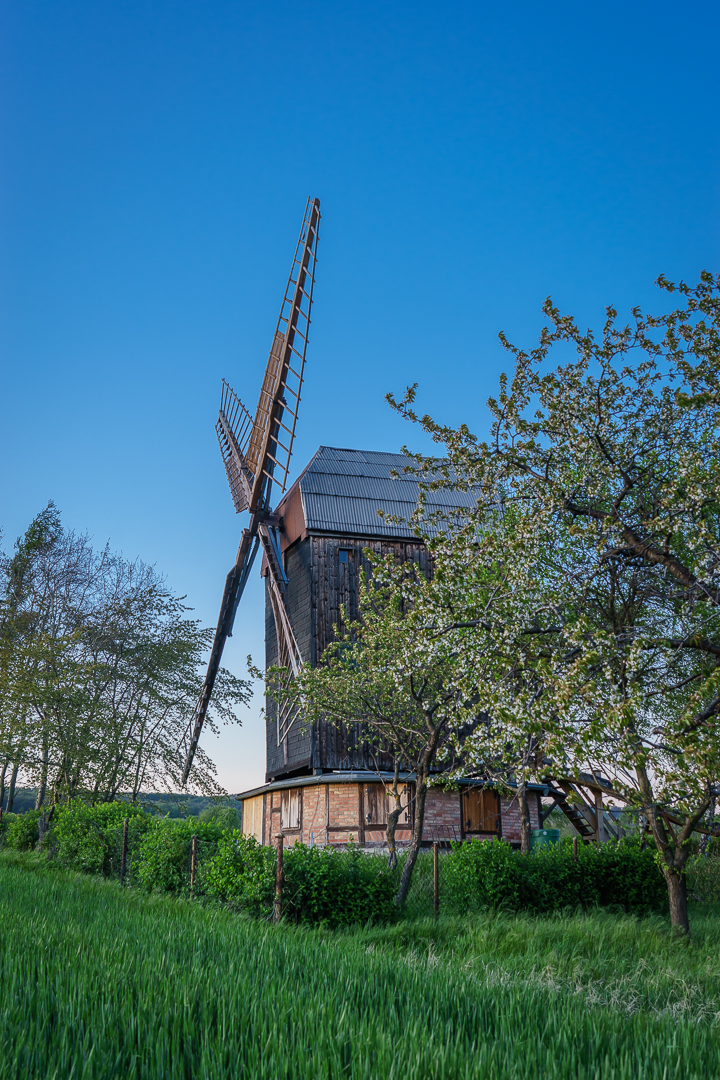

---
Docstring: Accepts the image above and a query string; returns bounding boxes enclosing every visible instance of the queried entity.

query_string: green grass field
[1,853,719,1079]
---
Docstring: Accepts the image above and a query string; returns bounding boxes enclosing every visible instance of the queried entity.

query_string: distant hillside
[3,790,240,819]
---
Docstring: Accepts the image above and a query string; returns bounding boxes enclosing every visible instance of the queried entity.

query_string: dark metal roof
[296,446,477,539]
[236,771,550,800]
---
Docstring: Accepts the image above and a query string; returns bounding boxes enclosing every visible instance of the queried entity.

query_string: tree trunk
[0,759,8,812]
[37,804,55,847]
[385,761,402,870]
[664,867,690,935]
[395,767,429,906]
[35,737,49,809]
[636,765,698,936]
[518,782,532,855]
[6,763,19,813]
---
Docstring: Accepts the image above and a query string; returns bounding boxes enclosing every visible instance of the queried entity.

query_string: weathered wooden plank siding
[265,537,314,780]
[241,795,264,842]
[265,533,431,778]
[310,535,429,772]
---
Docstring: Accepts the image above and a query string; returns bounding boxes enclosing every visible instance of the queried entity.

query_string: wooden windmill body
[261,445,478,781]
[184,199,552,848]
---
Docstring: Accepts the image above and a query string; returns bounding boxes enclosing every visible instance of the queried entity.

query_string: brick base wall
[422,789,462,841]
[301,784,327,846]
[500,791,540,844]
[247,781,539,849]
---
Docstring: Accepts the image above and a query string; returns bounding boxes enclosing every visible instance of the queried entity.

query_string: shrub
[202,839,397,926]
[134,817,226,895]
[51,801,150,876]
[443,837,667,915]
[2,810,41,852]
[201,831,276,915]
[687,854,720,903]
[283,844,397,927]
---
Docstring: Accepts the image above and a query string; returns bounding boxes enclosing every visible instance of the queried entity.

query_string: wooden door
[364,784,387,826]
[281,788,301,831]
[363,783,411,826]
[462,788,500,835]
[242,795,264,842]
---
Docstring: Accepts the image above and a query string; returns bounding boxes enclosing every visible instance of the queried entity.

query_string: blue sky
[2,1,718,792]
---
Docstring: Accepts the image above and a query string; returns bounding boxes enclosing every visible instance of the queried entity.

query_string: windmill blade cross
[181,197,320,785]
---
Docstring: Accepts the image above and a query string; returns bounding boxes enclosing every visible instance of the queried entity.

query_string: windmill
[181,197,321,784]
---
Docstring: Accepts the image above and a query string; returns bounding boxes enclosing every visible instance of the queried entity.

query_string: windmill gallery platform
[235,445,543,850]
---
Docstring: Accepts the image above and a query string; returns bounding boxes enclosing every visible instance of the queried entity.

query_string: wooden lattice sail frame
[181,198,320,783]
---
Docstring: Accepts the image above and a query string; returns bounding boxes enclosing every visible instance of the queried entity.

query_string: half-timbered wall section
[241,778,542,849]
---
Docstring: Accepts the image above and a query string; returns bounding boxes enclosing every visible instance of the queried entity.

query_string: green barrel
[530,828,560,849]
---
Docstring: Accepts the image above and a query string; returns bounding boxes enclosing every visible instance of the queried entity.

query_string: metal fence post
[190,835,198,898]
[120,818,129,885]
[572,836,578,862]
[274,834,284,923]
[433,841,439,917]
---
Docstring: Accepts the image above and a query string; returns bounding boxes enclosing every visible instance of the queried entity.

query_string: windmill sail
[181,197,320,784]
[248,197,320,512]
[216,381,255,512]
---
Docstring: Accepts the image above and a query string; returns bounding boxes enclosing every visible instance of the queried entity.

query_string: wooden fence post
[120,818,129,884]
[433,842,439,917]
[274,834,284,923]
[572,836,578,862]
[190,835,198,898]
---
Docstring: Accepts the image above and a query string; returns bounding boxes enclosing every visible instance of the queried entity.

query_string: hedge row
[444,835,668,914]
[0,803,670,922]
[0,802,397,927]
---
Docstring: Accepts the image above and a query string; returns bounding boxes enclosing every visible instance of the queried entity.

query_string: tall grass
[1,853,719,1079]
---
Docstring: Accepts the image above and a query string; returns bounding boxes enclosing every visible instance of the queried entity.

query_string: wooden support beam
[595,788,605,844]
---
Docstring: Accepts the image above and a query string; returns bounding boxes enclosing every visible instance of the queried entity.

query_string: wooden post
[433,842,439,917]
[120,818,129,884]
[595,789,605,844]
[274,834,284,923]
[572,836,578,862]
[190,835,198,898]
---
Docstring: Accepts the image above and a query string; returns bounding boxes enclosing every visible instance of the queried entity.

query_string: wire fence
[3,812,720,920]
[99,827,221,897]
[687,856,720,904]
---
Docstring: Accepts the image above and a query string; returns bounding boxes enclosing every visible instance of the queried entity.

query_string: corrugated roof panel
[316,446,414,467]
[301,494,413,535]
[302,474,416,500]
[293,445,478,537]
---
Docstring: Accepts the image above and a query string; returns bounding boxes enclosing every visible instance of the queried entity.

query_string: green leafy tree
[389,271,720,934]
[0,507,252,804]
[279,554,498,904]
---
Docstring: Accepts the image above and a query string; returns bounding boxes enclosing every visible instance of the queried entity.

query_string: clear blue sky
[2,1,718,792]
